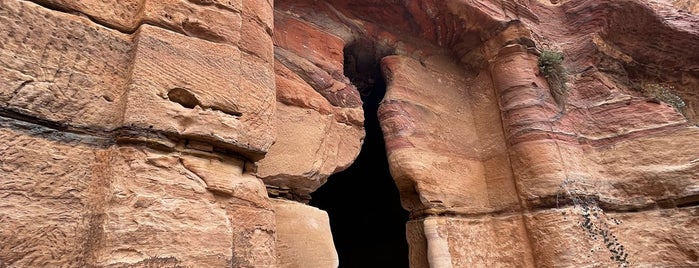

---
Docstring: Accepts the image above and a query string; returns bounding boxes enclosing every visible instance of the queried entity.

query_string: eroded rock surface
[1,0,277,267]
[1,0,698,267]
[253,10,364,199]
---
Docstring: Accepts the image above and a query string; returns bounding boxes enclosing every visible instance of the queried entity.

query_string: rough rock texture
[0,0,275,159]
[1,0,698,267]
[671,0,699,13]
[254,9,364,199]
[380,54,518,215]
[0,118,276,267]
[272,0,699,267]
[1,0,277,266]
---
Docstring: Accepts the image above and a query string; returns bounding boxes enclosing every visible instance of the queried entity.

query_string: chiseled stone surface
[0,0,275,159]
[1,0,277,266]
[101,146,275,267]
[407,216,535,268]
[1,0,699,267]
[255,102,363,197]
[0,118,276,267]
[0,0,132,130]
[124,24,275,158]
[0,119,108,267]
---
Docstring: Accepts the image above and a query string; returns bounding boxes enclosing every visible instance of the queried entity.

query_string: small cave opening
[309,41,409,267]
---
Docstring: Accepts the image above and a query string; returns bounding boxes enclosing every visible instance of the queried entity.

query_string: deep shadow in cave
[309,42,409,268]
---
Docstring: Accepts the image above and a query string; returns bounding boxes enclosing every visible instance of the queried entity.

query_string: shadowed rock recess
[309,41,409,267]
[0,0,697,267]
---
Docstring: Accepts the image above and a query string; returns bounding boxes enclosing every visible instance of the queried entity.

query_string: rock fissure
[308,40,409,267]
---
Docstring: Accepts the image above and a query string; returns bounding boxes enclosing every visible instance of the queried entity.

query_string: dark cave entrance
[309,41,409,268]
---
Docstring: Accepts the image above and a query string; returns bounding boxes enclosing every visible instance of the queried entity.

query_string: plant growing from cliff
[641,83,686,114]
[538,50,569,109]
[557,178,629,267]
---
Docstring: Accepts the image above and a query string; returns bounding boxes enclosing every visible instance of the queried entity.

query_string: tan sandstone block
[407,216,535,268]
[242,0,273,31]
[124,24,274,159]
[32,0,144,29]
[0,119,110,267]
[142,0,243,44]
[241,18,274,63]
[0,0,131,130]
[0,112,276,267]
[179,154,245,196]
[508,140,584,201]
[101,147,232,267]
[388,148,490,213]
[509,126,699,209]
[1,1,274,159]
[256,103,363,195]
[381,55,515,213]
[526,207,699,267]
[590,127,699,207]
[273,199,338,268]
[225,204,278,268]
[33,0,245,45]
[100,146,274,267]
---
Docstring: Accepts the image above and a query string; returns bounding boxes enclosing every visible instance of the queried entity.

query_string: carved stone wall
[1,0,697,267]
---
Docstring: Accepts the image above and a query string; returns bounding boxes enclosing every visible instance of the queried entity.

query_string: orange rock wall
[1,0,278,266]
[1,0,698,267]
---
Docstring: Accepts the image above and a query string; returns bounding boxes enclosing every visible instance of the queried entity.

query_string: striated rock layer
[1,0,698,267]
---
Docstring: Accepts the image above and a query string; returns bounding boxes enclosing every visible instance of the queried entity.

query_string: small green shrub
[538,50,569,108]
[642,83,686,113]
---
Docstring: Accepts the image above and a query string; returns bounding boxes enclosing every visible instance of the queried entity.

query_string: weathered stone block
[274,199,338,268]
[526,207,699,267]
[0,0,132,130]
[380,55,516,214]
[33,0,245,44]
[256,102,363,196]
[0,117,277,266]
[124,25,274,158]
[407,215,534,268]
[0,119,109,267]
[101,146,272,267]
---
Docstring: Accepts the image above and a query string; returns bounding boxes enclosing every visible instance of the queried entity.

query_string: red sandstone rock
[380,54,519,215]
[1,0,698,267]
[253,10,364,198]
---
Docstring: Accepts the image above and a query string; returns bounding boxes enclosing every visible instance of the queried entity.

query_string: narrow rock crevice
[0,112,113,146]
[309,41,408,267]
[0,109,255,162]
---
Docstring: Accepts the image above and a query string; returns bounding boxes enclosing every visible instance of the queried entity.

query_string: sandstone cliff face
[1,0,698,267]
